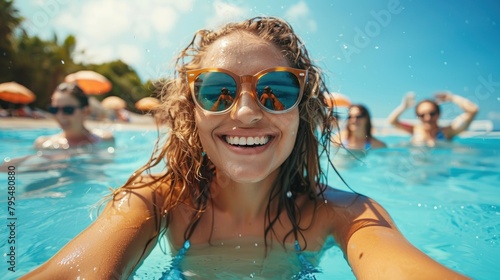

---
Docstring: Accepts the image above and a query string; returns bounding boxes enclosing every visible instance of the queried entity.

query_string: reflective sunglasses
[48,105,80,115]
[417,111,438,119]
[187,67,307,114]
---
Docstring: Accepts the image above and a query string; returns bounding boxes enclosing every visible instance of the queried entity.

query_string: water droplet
[286,191,292,198]
[61,60,65,64]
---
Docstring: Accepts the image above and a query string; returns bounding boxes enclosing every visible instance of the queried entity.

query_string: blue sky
[15,0,500,124]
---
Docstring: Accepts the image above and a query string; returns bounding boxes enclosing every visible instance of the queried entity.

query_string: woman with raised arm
[22,17,468,279]
[388,91,478,146]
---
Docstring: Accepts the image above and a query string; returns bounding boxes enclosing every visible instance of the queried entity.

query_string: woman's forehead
[200,33,289,73]
[52,91,79,105]
[417,102,437,112]
[349,107,361,114]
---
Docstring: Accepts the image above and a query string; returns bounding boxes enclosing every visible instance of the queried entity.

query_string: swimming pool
[1,127,498,279]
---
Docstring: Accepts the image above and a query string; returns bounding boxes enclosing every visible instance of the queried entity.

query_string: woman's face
[50,91,84,130]
[194,32,299,184]
[347,107,367,133]
[416,102,439,127]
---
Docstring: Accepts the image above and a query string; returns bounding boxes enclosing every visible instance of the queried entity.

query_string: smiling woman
[34,82,114,149]
[387,91,479,147]
[21,17,469,279]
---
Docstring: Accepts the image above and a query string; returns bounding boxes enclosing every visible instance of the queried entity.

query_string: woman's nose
[230,86,263,124]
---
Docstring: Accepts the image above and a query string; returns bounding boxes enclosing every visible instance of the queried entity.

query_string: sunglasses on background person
[187,67,307,114]
[417,111,438,119]
[347,114,366,120]
[47,105,80,115]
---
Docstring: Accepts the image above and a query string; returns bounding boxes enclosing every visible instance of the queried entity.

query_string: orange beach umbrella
[323,92,351,108]
[135,97,160,111]
[65,70,112,95]
[0,82,36,104]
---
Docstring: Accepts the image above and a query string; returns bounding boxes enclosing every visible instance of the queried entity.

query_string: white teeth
[225,136,270,146]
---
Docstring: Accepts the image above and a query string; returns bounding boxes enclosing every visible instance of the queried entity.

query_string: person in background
[34,82,114,149]
[335,104,386,150]
[387,91,478,146]
[22,17,468,279]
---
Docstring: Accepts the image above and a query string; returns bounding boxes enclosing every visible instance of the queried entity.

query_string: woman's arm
[20,182,164,279]
[435,92,479,138]
[387,92,415,134]
[334,195,469,280]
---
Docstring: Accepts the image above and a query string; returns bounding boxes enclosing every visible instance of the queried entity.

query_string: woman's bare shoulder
[320,187,392,229]
[116,174,169,202]
[91,129,115,142]
[322,186,368,208]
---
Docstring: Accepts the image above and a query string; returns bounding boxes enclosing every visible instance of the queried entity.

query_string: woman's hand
[401,91,415,109]
[434,91,454,103]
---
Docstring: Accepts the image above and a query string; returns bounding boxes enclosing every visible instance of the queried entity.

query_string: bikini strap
[159,240,191,280]
[293,240,320,279]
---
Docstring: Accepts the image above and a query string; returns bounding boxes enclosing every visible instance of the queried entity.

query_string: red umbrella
[64,70,112,95]
[0,82,36,104]
[135,97,160,111]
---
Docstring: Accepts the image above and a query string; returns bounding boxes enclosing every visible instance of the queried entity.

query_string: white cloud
[151,6,178,34]
[206,0,248,29]
[73,43,115,65]
[117,44,143,65]
[285,1,310,19]
[172,0,195,12]
[75,0,133,41]
[285,1,317,32]
[48,0,195,67]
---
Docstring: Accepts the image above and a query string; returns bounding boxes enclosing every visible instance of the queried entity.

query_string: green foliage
[0,0,157,113]
[0,0,23,82]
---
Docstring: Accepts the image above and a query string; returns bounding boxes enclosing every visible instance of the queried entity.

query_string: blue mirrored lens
[256,71,300,111]
[194,72,237,111]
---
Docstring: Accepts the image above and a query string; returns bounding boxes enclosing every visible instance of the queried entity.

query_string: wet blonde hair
[114,16,336,250]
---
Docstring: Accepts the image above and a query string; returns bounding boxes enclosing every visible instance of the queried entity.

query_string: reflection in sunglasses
[187,67,307,114]
[210,87,235,111]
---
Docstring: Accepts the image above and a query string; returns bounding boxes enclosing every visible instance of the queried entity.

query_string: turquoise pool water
[0,128,499,279]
